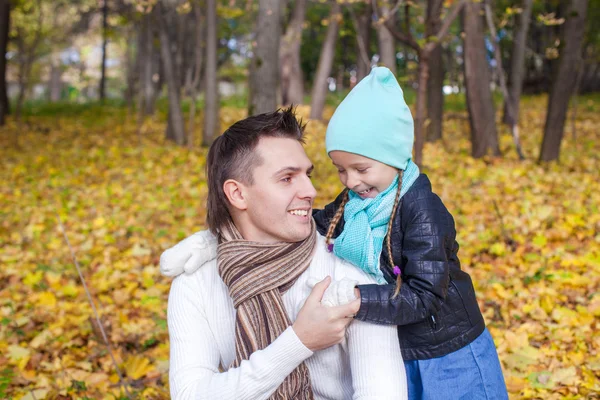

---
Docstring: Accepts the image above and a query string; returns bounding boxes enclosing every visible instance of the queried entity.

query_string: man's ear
[223,179,248,211]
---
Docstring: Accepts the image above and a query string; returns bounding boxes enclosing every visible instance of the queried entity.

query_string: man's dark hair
[206,106,307,234]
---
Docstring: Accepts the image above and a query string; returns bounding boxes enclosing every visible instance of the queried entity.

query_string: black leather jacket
[313,174,485,360]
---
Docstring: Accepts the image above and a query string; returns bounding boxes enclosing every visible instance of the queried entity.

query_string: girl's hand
[160,230,218,277]
[307,277,358,307]
[294,277,361,351]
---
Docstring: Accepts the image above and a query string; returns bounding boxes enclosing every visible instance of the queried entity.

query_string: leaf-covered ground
[1,97,599,399]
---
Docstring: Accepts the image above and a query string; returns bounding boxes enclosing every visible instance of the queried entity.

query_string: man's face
[236,136,317,243]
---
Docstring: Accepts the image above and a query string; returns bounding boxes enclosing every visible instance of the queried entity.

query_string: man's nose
[299,175,317,201]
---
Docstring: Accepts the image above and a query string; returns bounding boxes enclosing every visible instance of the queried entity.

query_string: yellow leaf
[540,295,554,314]
[491,283,511,300]
[130,243,151,257]
[19,389,49,400]
[532,234,547,248]
[37,291,57,308]
[551,307,579,326]
[30,329,52,348]
[14,316,31,327]
[61,283,79,297]
[588,294,600,316]
[23,271,43,287]
[505,375,527,392]
[551,366,579,386]
[504,345,539,372]
[109,373,120,384]
[45,271,61,287]
[123,355,154,380]
[490,242,506,256]
[8,345,31,370]
[93,217,106,228]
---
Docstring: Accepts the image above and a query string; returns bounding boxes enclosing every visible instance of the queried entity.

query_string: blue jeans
[404,328,508,400]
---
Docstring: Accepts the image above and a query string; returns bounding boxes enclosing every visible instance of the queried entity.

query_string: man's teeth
[289,210,308,216]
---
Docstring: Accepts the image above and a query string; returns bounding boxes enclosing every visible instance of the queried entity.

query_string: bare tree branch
[57,212,133,398]
[371,0,404,23]
[346,4,371,67]
[484,1,525,160]
[424,0,467,53]
[372,0,420,51]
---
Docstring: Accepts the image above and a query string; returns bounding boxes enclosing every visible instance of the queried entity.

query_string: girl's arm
[355,191,454,326]
[160,230,218,277]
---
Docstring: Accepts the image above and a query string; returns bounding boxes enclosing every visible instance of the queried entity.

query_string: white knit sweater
[168,234,408,400]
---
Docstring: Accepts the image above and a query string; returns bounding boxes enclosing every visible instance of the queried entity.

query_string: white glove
[306,277,358,307]
[160,230,218,277]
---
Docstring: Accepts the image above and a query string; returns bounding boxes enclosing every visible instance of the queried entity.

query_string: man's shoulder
[171,257,220,291]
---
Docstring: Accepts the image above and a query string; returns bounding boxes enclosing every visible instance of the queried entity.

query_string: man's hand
[292,276,361,352]
[306,277,358,307]
[159,230,218,277]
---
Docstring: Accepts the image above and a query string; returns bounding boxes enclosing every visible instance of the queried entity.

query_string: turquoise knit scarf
[333,160,420,283]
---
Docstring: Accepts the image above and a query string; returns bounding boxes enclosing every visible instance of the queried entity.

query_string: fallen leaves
[1,99,599,398]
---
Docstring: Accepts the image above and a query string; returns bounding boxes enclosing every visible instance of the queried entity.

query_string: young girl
[161,67,508,399]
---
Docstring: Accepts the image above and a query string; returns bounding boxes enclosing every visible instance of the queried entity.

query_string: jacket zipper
[430,315,437,330]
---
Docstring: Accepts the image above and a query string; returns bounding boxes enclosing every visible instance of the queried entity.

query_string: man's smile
[288,208,310,218]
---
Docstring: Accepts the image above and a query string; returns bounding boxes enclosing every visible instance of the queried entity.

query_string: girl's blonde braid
[325,189,349,251]
[387,170,403,298]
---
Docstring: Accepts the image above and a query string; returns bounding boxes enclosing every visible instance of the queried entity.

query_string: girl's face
[329,151,398,199]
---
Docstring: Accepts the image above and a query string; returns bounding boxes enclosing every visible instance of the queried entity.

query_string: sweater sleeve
[347,320,408,399]
[335,263,408,399]
[355,192,453,326]
[168,273,314,400]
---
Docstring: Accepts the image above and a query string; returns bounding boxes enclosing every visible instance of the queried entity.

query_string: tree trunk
[414,54,429,166]
[15,50,30,124]
[49,55,63,102]
[426,0,444,142]
[310,1,341,120]
[186,3,204,148]
[158,3,186,145]
[14,28,35,123]
[376,4,396,75]
[280,0,306,105]
[0,0,10,125]
[539,0,588,162]
[203,0,219,146]
[580,62,599,93]
[462,1,499,158]
[355,2,372,82]
[124,26,137,118]
[99,0,109,101]
[248,0,281,116]
[503,0,533,125]
[139,14,159,116]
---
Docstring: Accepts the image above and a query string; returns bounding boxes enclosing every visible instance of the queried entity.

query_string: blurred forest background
[1,0,599,399]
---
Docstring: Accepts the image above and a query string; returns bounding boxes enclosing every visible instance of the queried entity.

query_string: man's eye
[357,168,368,173]
[337,169,345,174]
[281,177,291,183]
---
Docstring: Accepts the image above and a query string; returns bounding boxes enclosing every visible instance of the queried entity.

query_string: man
[166,107,406,399]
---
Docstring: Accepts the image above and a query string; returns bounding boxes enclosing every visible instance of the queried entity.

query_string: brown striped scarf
[217,218,316,400]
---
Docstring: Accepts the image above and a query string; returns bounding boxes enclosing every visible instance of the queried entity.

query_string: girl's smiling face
[329,151,398,199]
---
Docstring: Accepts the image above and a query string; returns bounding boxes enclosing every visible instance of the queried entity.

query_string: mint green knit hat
[325,67,414,170]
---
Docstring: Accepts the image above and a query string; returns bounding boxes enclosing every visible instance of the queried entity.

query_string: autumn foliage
[1,98,599,399]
